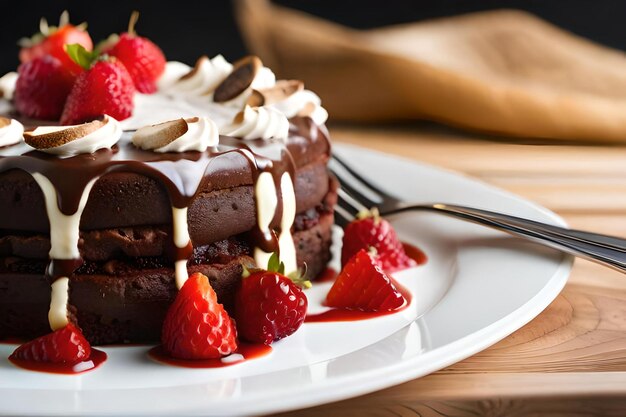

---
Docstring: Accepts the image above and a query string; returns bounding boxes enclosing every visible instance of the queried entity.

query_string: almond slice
[178,56,209,81]
[247,80,304,107]
[0,117,11,128]
[24,118,107,150]
[213,55,262,103]
[132,118,195,150]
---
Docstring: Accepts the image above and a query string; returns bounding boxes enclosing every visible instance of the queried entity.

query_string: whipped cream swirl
[0,117,23,147]
[220,105,289,141]
[161,56,233,97]
[132,116,219,152]
[270,89,329,125]
[24,115,123,157]
[0,72,18,100]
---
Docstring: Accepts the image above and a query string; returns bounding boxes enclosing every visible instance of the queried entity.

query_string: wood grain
[273,123,626,416]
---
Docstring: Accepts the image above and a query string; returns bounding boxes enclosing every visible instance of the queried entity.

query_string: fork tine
[331,153,396,200]
[338,188,368,214]
[334,201,354,227]
[330,163,379,208]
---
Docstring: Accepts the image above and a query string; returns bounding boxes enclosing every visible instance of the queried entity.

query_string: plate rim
[0,143,574,417]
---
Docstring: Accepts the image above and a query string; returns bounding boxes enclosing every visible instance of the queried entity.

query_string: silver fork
[330,153,626,274]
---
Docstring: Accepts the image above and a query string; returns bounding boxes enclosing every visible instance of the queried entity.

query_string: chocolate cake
[0,55,335,345]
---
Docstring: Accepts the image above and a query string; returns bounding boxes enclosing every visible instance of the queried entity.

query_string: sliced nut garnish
[246,80,304,107]
[179,56,208,81]
[296,102,317,118]
[132,118,194,150]
[0,117,11,128]
[213,55,262,103]
[24,118,106,150]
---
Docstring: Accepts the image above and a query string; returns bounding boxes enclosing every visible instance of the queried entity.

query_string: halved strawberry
[106,11,166,94]
[327,249,406,311]
[234,254,309,344]
[341,208,417,273]
[10,323,91,364]
[162,272,238,360]
[18,11,93,76]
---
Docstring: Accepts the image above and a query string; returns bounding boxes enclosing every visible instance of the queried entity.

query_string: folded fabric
[235,0,626,142]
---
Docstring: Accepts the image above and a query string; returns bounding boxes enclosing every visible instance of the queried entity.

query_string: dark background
[2,1,624,74]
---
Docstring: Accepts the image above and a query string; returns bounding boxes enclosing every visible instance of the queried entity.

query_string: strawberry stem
[128,11,140,36]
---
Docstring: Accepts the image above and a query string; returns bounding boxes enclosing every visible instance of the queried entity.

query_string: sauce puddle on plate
[9,349,107,375]
[148,342,272,368]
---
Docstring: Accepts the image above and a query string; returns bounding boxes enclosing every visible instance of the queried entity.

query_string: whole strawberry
[18,11,93,76]
[10,323,91,364]
[162,272,238,360]
[234,254,309,345]
[60,45,135,125]
[14,55,75,120]
[106,11,165,94]
[328,249,406,311]
[341,208,417,273]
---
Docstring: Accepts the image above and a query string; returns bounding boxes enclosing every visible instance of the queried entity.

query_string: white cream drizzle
[172,207,191,289]
[0,72,18,100]
[278,173,298,274]
[32,173,99,330]
[252,171,298,274]
[26,115,123,157]
[133,117,219,153]
[270,90,329,125]
[220,105,289,141]
[0,118,24,147]
[253,172,278,269]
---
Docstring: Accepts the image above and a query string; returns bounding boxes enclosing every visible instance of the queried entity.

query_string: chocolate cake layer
[0,200,333,261]
[0,211,334,344]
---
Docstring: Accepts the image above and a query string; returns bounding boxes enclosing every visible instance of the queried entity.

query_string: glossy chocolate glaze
[0,117,330,284]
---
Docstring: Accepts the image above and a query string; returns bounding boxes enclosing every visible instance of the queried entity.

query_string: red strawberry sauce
[8,349,107,375]
[148,342,272,368]
[305,279,412,323]
[402,242,428,265]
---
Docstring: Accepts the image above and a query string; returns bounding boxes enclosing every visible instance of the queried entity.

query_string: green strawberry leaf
[267,252,285,274]
[65,43,98,70]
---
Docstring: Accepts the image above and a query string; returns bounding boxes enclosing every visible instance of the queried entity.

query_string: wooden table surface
[277,123,626,417]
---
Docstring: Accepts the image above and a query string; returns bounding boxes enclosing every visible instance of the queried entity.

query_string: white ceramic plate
[0,143,572,416]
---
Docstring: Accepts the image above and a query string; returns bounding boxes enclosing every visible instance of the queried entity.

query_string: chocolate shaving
[24,118,106,150]
[213,55,262,103]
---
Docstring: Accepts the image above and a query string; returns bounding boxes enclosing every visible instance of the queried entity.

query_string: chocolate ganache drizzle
[0,116,330,331]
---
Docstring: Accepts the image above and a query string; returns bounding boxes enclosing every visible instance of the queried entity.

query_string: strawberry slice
[341,208,417,273]
[327,249,406,311]
[162,272,238,360]
[10,323,91,364]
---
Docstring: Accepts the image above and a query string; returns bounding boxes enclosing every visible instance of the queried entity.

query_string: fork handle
[384,203,626,273]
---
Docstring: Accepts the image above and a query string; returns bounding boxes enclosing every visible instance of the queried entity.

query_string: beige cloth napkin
[235,0,626,142]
